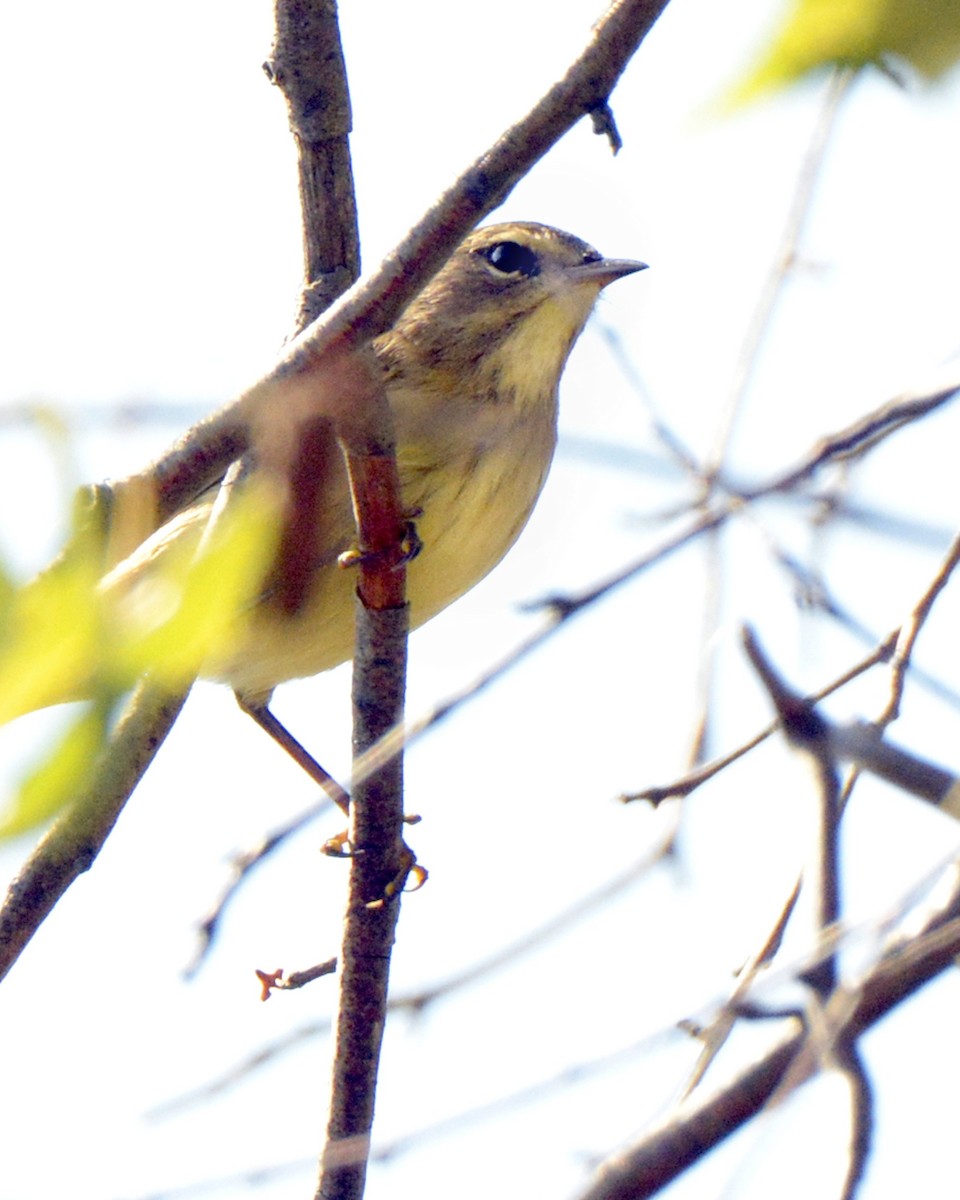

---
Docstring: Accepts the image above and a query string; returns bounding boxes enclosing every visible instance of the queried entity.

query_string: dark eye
[480,241,540,278]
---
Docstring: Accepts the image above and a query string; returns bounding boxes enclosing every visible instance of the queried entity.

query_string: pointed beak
[567,257,648,289]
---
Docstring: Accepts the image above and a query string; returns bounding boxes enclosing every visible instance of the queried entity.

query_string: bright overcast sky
[3,2,960,1198]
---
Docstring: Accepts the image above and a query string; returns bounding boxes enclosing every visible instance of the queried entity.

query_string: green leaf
[0,705,111,839]
[102,477,284,689]
[0,523,105,724]
[0,477,283,724]
[729,0,960,105]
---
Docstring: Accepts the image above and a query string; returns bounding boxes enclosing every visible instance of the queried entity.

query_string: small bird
[51,223,646,717]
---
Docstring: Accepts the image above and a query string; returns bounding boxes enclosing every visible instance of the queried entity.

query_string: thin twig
[574,868,960,1200]
[1,0,673,985]
[0,682,189,982]
[880,528,960,725]
[394,817,679,1014]
[679,874,801,1099]
[104,0,674,533]
[706,69,856,476]
[742,628,843,997]
[156,819,679,1117]
[594,321,703,479]
[353,354,960,799]
[184,791,337,979]
[684,515,725,770]
[837,1037,873,1200]
[264,0,360,333]
[624,632,896,804]
[737,363,960,501]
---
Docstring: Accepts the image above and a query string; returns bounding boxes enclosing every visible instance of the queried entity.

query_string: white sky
[3,1,960,1198]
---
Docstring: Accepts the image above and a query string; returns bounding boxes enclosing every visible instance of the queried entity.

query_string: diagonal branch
[575,875,960,1200]
[0,0,672,983]
[104,0,673,532]
[0,682,188,983]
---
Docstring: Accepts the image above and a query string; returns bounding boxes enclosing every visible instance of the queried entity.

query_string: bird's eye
[479,241,540,278]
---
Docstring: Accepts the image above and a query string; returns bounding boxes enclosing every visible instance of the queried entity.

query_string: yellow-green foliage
[0,477,282,838]
[731,0,960,103]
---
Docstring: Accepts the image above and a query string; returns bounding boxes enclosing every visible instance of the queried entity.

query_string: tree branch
[104,0,672,532]
[0,682,188,982]
[575,877,960,1200]
[264,0,360,333]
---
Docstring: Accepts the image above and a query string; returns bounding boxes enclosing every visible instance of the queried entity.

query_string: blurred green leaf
[0,476,283,837]
[0,705,111,839]
[729,0,960,104]
[105,478,283,687]
[0,521,105,724]
[0,478,282,721]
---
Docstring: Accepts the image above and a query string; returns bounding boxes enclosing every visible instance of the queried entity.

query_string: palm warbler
[104,221,646,706]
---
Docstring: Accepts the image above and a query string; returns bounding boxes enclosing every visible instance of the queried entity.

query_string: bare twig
[370,1029,674,1165]
[880,528,960,725]
[184,791,337,979]
[158,820,678,1117]
[2,0,672,984]
[264,8,413,1189]
[624,632,897,804]
[140,1026,682,1199]
[706,68,856,476]
[742,627,843,996]
[394,818,679,1014]
[258,958,339,998]
[737,362,960,501]
[741,625,957,802]
[679,874,801,1099]
[543,364,960,626]
[0,682,189,982]
[684,516,725,770]
[575,871,960,1200]
[264,0,360,333]
[103,0,673,534]
[836,1038,873,1200]
[351,353,960,805]
[826,721,956,804]
[669,527,960,1103]
[593,321,703,480]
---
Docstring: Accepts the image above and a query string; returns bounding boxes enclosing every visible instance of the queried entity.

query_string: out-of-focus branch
[679,875,801,1100]
[625,634,898,804]
[879,528,960,726]
[156,824,677,1118]
[737,360,960,501]
[72,0,671,988]
[742,629,844,997]
[628,510,960,809]
[706,68,856,476]
[184,788,338,980]
[0,682,189,982]
[0,0,363,986]
[345,345,960,802]
[576,873,960,1200]
[834,1037,873,1200]
[741,626,958,807]
[102,0,672,534]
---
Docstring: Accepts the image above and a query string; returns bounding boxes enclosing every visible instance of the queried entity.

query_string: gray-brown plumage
[101,222,645,705]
